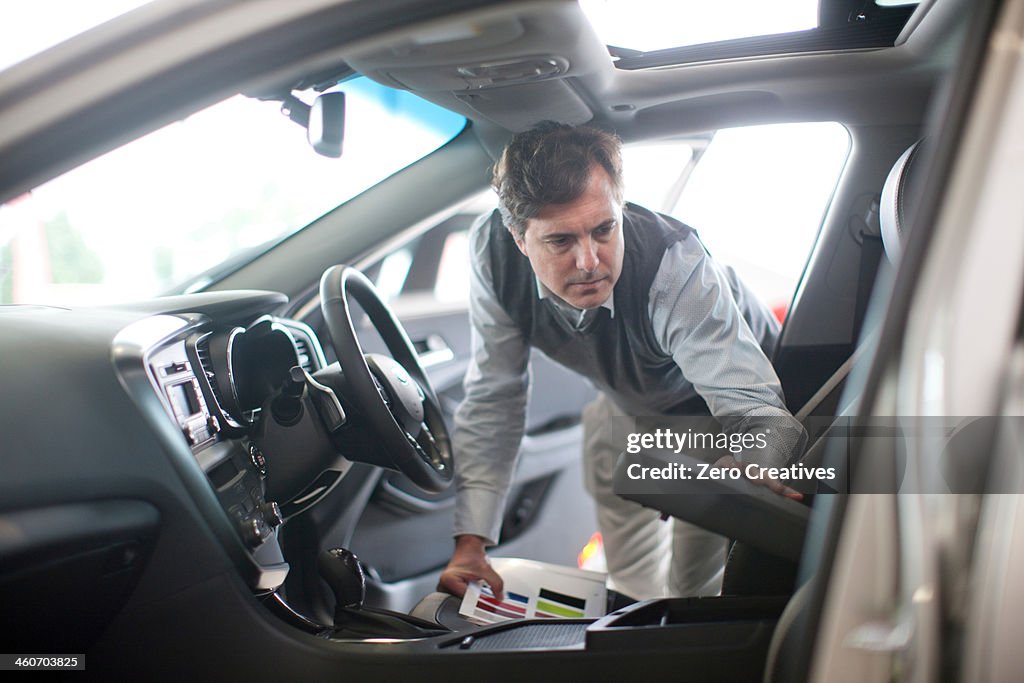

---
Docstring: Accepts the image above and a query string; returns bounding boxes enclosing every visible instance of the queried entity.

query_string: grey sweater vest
[487,203,776,416]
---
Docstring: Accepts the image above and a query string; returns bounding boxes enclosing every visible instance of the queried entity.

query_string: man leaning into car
[438,122,805,603]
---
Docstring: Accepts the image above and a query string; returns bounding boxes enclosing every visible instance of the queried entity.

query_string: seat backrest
[794,139,926,422]
[879,140,926,265]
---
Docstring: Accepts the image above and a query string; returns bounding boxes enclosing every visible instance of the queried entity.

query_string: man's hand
[437,535,505,599]
[712,455,804,501]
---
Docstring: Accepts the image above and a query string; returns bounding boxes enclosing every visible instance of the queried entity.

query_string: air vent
[195,338,226,410]
[293,337,313,372]
[274,319,326,372]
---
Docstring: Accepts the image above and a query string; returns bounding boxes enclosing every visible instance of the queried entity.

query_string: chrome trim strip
[275,317,329,370]
[224,326,245,410]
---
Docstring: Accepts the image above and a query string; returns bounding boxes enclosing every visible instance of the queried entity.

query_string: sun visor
[346,1,609,93]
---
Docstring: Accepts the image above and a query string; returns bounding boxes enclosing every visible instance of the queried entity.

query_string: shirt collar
[535,275,616,319]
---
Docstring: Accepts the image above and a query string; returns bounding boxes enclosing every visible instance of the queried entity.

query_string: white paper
[458,557,607,625]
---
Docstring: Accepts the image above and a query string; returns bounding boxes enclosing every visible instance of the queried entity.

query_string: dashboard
[0,289,349,654]
[110,290,345,593]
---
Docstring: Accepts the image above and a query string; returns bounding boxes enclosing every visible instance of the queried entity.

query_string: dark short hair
[492,121,624,238]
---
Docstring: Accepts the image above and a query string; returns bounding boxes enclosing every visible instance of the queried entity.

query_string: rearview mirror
[307,91,346,158]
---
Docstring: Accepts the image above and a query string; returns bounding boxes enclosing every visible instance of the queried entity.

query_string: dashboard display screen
[168,381,200,418]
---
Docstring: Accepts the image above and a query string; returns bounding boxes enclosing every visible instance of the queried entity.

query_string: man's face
[514,165,625,310]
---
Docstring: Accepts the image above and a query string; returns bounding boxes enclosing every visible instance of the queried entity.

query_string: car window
[580,0,922,70]
[580,0,817,52]
[375,122,848,319]
[0,77,466,306]
[670,122,850,320]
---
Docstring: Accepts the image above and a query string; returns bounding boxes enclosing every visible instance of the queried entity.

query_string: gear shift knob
[316,547,447,638]
[318,548,366,610]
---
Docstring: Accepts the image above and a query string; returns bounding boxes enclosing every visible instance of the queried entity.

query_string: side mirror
[307,91,346,158]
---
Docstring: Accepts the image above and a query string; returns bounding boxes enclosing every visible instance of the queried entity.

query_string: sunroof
[580,0,819,53]
[580,0,922,69]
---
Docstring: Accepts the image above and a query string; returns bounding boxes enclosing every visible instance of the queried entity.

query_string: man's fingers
[781,487,804,501]
[712,455,804,501]
[468,563,504,600]
[436,571,470,598]
[481,567,504,600]
[437,563,506,600]
[760,475,804,501]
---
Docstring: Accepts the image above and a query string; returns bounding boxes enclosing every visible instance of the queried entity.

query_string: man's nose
[575,238,600,272]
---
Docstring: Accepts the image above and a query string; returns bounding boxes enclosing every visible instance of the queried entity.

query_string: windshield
[0,78,466,306]
[0,1,154,71]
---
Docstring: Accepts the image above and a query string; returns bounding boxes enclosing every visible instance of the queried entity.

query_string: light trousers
[581,392,729,600]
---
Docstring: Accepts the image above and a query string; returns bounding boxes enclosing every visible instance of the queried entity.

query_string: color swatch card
[459,557,607,625]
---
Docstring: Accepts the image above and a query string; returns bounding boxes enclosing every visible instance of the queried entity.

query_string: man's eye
[548,238,569,248]
[595,225,614,238]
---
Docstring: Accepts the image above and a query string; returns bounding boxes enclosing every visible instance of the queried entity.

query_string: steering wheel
[319,265,453,493]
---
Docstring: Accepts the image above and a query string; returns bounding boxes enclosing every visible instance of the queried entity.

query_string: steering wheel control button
[416,424,446,471]
[249,443,267,477]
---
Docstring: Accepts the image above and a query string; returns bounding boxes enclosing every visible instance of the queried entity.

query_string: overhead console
[345,2,608,130]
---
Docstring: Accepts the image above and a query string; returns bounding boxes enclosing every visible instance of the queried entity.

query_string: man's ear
[512,230,528,256]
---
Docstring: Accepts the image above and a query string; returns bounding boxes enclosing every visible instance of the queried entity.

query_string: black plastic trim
[614,7,915,70]
[0,499,159,572]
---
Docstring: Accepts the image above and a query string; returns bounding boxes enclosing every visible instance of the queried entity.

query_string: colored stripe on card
[480,594,525,615]
[535,599,584,618]
[474,608,503,622]
[476,600,523,619]
[538,588,587,610]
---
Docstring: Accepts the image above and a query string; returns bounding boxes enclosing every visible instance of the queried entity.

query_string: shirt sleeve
[452,212,531,544]
[648,239,806,466]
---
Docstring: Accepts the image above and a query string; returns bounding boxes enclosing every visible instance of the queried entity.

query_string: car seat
[761,138,930,682]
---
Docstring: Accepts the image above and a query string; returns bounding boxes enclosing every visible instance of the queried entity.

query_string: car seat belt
[852,197,883,342]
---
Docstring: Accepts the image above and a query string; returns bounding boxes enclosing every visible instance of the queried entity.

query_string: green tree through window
[44,211,104,285]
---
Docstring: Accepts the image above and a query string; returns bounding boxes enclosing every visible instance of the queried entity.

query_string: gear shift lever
[317,548,448,638]
[318,547,365,609]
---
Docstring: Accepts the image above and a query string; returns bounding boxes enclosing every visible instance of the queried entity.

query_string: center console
[147,338,283,550]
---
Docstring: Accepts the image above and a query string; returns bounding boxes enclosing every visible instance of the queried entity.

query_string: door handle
[413,334,455,368]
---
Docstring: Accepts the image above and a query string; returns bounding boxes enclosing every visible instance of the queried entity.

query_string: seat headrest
[879,140,926,263]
